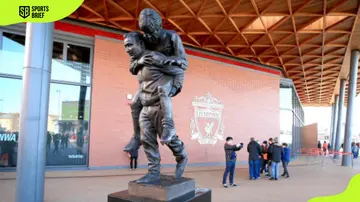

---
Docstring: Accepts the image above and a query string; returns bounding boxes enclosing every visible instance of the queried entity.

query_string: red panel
[54,21,281,76]
[55,21,124,40]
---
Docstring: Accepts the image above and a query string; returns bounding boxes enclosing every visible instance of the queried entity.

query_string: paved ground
[0,157,359,202]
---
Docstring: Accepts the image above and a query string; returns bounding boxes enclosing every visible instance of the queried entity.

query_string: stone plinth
[128,175,195,201]
[108,175,211,202]
[108,188,211,202]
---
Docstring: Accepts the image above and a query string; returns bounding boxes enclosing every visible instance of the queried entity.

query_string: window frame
[0,24,95,167]
[0,29,94,87]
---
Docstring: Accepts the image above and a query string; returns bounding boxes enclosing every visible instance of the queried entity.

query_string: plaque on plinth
[108,175,211,202]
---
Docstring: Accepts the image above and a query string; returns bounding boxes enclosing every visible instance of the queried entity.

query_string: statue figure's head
[138,8,162,44]
[124,31,145,59]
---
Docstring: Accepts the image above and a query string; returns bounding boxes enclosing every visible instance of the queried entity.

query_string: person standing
[317,141,322,155]
[281,143,290,178]
[260,141,269,175]
[247,137,261,180]
[328,142,332,154]
[268,137,283,180]
[223,137,243,188]
[322,141,328,156]
[351,142,359,159]
[266,138,274,177]
[130,148,139,170]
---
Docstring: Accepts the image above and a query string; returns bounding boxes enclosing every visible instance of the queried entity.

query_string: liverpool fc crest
[190,93,225,145]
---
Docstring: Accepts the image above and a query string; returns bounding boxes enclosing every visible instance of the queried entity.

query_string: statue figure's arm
[151,52,184,76]
[130,59,141,75]
[163,32,188,70]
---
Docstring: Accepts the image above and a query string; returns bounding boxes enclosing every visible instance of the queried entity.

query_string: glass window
[2,32,26,52]
[280,109,293,145]
[46,83,91,166]
[53,41,64,59]
[0,77,22,167]
[51,43,91,84]
[67,44,90,63]
[0,32,25,76]
[280,87,293,110]
[0,31,93,168]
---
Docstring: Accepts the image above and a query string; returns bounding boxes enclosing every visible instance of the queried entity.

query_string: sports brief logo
[190,93,225,145]
[19,6,50,19]
[19,6,30,19]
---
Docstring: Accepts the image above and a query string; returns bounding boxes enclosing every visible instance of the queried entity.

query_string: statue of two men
[123,8,188,183]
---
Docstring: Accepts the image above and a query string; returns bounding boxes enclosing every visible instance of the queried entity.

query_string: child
[281,143,290,178]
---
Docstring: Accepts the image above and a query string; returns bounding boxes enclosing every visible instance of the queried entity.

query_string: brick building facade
[0,21,286,169]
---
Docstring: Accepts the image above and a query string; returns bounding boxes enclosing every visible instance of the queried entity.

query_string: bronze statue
[123,8,188,184]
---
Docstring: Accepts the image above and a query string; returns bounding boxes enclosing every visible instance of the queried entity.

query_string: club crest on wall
[190,93,225,145]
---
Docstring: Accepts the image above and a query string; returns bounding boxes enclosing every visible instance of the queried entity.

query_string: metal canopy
[67,0,360,106]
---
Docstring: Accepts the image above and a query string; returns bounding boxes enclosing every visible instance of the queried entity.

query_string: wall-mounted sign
[190,93,225,145]
[126,94,133,100]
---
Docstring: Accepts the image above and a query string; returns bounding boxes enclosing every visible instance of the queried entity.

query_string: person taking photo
[222,136,243,188]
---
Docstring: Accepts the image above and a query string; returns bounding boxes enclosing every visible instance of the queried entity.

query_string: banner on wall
[190,93,225,145]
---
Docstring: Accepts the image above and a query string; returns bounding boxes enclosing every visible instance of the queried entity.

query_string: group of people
[317,140,360,159]
[222,136,291,188]
[317,141,331,155]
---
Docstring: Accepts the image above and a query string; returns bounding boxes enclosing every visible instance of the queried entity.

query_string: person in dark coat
[222,136,243,188]
[317,141,322,155]
[327,143,331,154]
[128,148,139,170]
[247,137,261,180]
[281,143,290,178]
[266,138,274,177]
[268,137,283,180]
[260,141,269,175]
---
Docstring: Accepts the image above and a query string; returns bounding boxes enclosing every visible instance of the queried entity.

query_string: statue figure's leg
[136,106,161,184]
[153,105,188,178]
[158,82,176,144]
[167,137,188,178]
[123,90,142,152]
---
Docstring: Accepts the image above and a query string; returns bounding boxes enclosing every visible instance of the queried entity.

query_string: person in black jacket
[317,141,322,155]
[260,141,269,175]
[268,137,283,180]
[128,148,139,170]
[247,137,261,180]
[266,138,274,177]
[222,136,243,188]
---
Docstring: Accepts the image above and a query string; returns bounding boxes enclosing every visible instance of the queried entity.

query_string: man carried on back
[123,8,188,153]
[123,31,187,183]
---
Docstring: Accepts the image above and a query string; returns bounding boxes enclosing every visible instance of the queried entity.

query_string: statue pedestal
[108,175,211,202]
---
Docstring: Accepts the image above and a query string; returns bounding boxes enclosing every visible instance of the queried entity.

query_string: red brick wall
[89,36,280,168]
